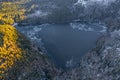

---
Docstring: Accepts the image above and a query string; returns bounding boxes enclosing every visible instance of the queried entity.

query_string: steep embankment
[0,25,59,80]
[55,31,120,80]
[53,2,120,80]
[0,1,59,80]
[0,25,23,79]
[53,0,120,80]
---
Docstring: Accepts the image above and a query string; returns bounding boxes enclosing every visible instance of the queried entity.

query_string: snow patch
[103,46,112,53]
[70,23,94,32]
[111,30,120,38]
[16,24,50,54]
[74,0,116,7]
[12,23,18,27]
[66,58,77,68]
[116,48,120,52]
[99,26,107,33]
[33,27,42,32]
[27,10,49,18]
[74,0,87,6]
[70,22,107,32]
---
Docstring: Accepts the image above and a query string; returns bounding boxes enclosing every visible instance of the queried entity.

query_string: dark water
[16,23,106,68]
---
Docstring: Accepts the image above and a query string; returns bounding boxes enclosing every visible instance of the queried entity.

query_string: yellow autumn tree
[0,1,26,79]
[0,2,26,25]
[0,25,23,79]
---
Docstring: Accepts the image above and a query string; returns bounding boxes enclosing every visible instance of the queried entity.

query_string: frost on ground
[16,24,49,54]
[70,22,107,33]
[65,58,78,69]
[27,10,49,19]
[75,0,116,6]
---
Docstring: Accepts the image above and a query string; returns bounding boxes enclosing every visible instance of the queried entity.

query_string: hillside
[0,1,59,80]
[54,32,120,80]
[1,0,120,80]
[19,0,120,31]
[0,1,25,25]
[0,25,59,80]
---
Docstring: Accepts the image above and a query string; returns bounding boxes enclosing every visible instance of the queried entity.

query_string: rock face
[0,25,59,80]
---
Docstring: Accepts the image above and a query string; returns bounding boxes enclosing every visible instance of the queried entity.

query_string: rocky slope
[0,25,59,80]
[53,0,120,79]
[0,1,59,80]
[54,31,120,80]
[53,0,120,80]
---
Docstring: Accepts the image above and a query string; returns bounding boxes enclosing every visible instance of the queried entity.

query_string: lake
[16,22,106,69]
